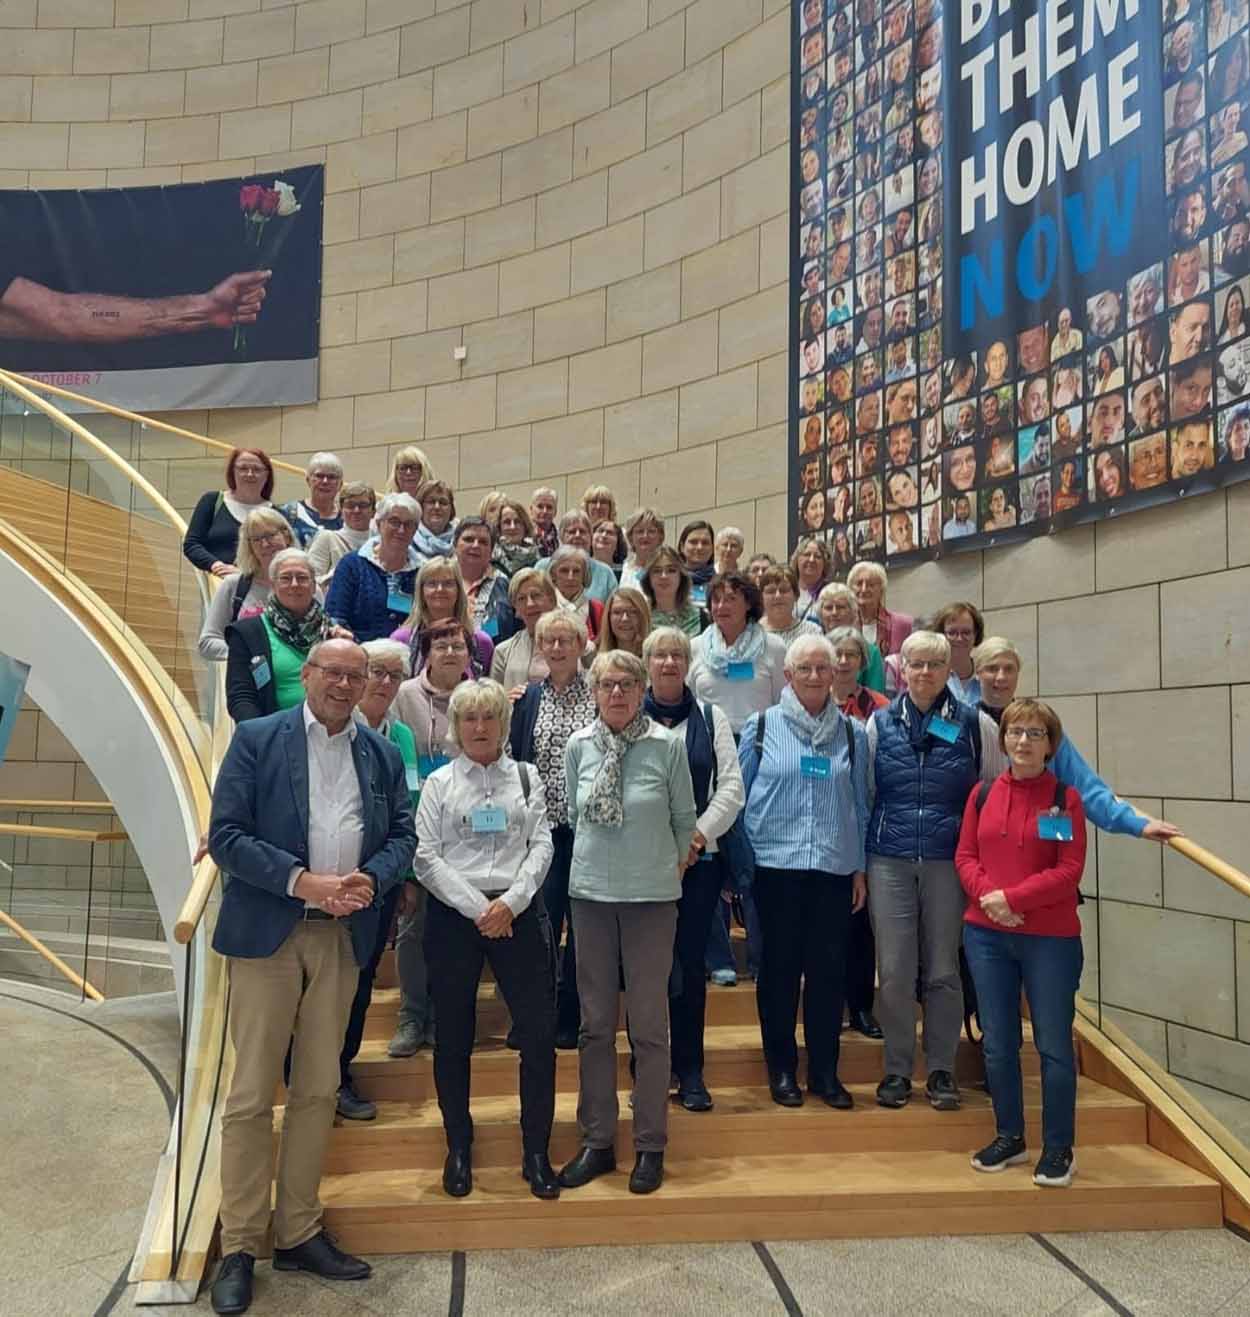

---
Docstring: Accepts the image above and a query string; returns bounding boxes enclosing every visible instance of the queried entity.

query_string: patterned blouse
[532,674,597,827]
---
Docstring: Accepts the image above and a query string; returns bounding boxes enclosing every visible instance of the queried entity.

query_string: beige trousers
[219,919,358,1255]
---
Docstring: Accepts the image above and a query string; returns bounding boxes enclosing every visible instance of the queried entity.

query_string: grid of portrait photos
[791,0,1250,568]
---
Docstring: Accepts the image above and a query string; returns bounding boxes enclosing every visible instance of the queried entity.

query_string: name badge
[1038,812,1074,842]
[387,588,413,615]
[482,616,499,638]
[801,755,832,779]
[404,765,421,794]
[929,715,960,744]
[727,660,755,681]
[691,584,708,606]
[471,805,507,834]
[417,753,449,779]
[251,657,271,689]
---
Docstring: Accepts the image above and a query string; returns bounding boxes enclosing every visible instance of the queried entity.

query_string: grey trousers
[395,884,434,1035]
[867,855,965,1078]
[571,898,677,1154]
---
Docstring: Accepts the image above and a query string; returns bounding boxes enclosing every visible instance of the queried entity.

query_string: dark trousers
[753,867,852,1084]
[339,882,403,1085]
[669,855,725,1082]
[424,894,556,1154]
[540,824,581,1032]
[963,922,1083,1149]
[845,903,876,1016]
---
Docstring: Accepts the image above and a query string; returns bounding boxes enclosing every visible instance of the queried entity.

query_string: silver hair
[268,546,314,579]
[549,543,591,586]
[306,451,343,477]
[847,560,888,593]
[375,491,421,524]
[642,625,692,666]
[360,639,409,669]
[589,649,647,687]
[784,632,835,669]
[826,625,868,667]
[816,581,860,625]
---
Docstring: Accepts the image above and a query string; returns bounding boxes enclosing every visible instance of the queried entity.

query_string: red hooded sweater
[955,770,1087,937]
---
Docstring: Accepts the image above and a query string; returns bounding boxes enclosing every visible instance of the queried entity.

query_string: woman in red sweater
[955,698,1087,1188]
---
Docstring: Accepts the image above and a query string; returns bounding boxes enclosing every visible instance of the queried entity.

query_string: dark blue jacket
[208,705,415,965]
[868,689,981,862]
[509,681,543,762]
[324,551,417,643]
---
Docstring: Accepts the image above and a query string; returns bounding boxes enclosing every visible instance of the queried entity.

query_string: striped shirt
[738,704,870,875]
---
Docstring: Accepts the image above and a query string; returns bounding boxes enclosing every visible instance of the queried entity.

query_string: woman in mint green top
[357,640,419,803]
[639,546,709,639]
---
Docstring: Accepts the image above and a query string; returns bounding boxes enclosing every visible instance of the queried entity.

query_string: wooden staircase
[292,949,1224,1253]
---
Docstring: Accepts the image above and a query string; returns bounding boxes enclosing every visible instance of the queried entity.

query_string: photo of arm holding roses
[0,164,323,412]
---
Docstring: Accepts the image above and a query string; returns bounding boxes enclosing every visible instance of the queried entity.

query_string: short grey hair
[307,451,343,477]
[589,649,646,688]
[900,629,951,665]
[816,581,859,624]
[642,625,692,666]
[558,508,592,534]
[375,491,421,524]
[847,560,888,593]
[361,639,409,670]
[784,632,835,669]
[531,485,558,502]
[716,525,745,550]
[826,625,868,667]
[447,678,513,750]
[549,543,591,586]
[268,547,313,579]
[535,608,588,648]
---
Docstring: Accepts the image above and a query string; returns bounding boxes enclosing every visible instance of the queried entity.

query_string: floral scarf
[583,711,651,827]
[700,619,767,677]
[493,537,539,577]
[264,593,326,653]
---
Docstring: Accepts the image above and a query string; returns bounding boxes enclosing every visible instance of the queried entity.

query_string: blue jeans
[962,922,1083,1150]
[705,886,762,979]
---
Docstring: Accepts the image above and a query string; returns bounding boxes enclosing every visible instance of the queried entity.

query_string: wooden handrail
[1,370,305,476]
[0,905,104,1001]
[1167,836,1250,902]
[174,855,220,945]
[0,799,118,812]
[0,822,127,842]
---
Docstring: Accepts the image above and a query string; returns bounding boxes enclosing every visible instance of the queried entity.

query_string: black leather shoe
[505,1028,520,1050]
[554,1025,580,1050]
[558,1145,616,1188]
[768,1071,804,1107]
[674,1076,714,1112]
[876,1073,912,1108]
[442,1147,472,1197]
[521,1151,561,1199]
[926,1069,961,1111]
[849,1009,884,1039]
[628,1151,664,1194]
[210,1251,254,1314]
[272,1231,370,1281]
[810,1077,854,1110]
[335,1081,376,1121]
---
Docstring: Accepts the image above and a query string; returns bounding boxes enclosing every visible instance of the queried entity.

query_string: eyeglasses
[792,664,833,678]
[396,463,424,475]
[249,531,287,547]
[423,496,451,507]
[383,516,416,532]
[423,579,456,591]
[310,471,340,481]
[832,650,862,663]
[597,678,639,694]
[307,663,367,687]
[275,573,313,586]
[431,641,469,655]
[906,659,946,672]
[367,666,404,683]
[235,465,266,477]
[1004,726,1048,742]
[342,500,374,513]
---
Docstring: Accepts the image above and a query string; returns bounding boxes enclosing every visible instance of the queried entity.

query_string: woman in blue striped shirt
[738,634,871,1111]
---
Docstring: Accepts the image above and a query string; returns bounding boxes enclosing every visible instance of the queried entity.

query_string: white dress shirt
[414,753,554,920]
[287,702,364,900]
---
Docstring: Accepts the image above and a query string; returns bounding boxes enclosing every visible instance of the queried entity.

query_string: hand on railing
[1142,816,1183,841]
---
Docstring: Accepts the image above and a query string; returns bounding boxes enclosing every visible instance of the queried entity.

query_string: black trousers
[845,902,877,1016]
[669,854,725,1082]
[424,894,556,1154]
[753,867,852,1085]
[540,824,580,1033]
[339,881,403,1086]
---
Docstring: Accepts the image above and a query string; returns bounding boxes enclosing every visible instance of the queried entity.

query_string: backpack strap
[230,573,253,621]
[704,702,718,791]
[843,713,855,773]
[1053,778,1067,811]
[754,706,768,757]
[975,781,992,813]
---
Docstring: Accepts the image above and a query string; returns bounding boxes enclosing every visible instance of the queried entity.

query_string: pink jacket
[874,605,913,658]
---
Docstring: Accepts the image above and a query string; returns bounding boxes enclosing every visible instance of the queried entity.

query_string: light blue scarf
[701,620,767,677]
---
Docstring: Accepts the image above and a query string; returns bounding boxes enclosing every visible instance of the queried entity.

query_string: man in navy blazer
[208,639,414,1316]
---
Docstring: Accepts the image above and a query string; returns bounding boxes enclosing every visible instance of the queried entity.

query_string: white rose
[273,180,300,217]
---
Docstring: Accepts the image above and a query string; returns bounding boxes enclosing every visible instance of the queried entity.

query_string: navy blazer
[208,704,416,966]
[509,680,543,763]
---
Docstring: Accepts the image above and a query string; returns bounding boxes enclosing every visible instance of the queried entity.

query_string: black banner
[789,0,1250,569]
[0,165,323,411]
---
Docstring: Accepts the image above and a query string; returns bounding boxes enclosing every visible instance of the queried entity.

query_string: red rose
[258,188,280,216]
[239,183,263,212]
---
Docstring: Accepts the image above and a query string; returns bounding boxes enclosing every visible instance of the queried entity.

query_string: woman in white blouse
[643,627,745,1112]
[413,679,558,1202]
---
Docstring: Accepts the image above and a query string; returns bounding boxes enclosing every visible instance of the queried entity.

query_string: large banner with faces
[790,0,1250,568]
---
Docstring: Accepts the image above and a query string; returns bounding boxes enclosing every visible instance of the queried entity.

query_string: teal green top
[652,604,707,636]
[859,641,886,694]
[387,718,418,800]
[261,615,308,710]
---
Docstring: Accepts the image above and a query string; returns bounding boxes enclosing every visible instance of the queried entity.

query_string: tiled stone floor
[3,980,1248,1317]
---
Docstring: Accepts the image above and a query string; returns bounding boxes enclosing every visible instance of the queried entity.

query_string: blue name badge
[482,616,499,639]
[691,584,708,606]
[800,755,832,779]
[726,659,755,682]
[387,588,413,615]
[251,657,271,689]
[1038,812,1074,842]
[417,753,449,779]
[929,715,960,744]
[470,805,507,834]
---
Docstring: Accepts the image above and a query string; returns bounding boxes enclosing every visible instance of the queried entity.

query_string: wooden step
[349,1023,1015,1102]
[317,1144,1221,1253]
[312,1077,1146,1174]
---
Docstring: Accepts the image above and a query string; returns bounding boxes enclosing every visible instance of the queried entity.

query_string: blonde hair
[597,587,652,656]
[390,445,434,490]
[589,649,647,688]
[447,678,513,750]
[235,506,294,578]
[508,567,556,607]
[581,484,617,521]
[405,556,471,631]
[972,636,1023,671]
[900,629,950,664]
[624,506,665,551]
[642,625,692,666]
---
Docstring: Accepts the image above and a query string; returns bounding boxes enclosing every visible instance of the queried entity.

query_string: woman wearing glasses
[392,557,494,679]
[955,699,1087,1189]
[413,480,457,562]
[277,451,344,548]
[198,507,297,661]
[558,651,697,1196]
[931,601,985,706]
[390,445,436,499]
[325,493,423,642]
[182,447,274,577]
[308,482,376,590]
[222,548,328,722]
